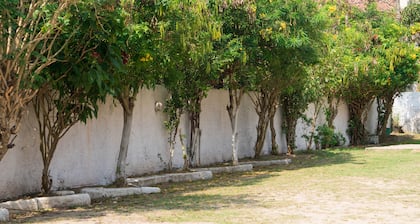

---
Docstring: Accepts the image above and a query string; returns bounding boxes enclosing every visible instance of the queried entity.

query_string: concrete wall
[0,87,355,200]
[393,92,420,133]
[295,99,351,150]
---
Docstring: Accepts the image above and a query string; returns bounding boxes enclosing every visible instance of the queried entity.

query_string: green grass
[15,148,420,224]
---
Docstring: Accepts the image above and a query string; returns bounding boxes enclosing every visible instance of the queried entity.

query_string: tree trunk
[41,159,52,194]
[40,139,60,194]
[285,117,298,155]
[327,96,340,129]
[227,87,243,166]
[377,95,394,140]
[187,95,203,168]
[115,96,135,186]
[269,114,278,155]
[252,90,278,158]
[347,99,372,145]
[306,101,322,150]
[189,114,201,168]
[167,114,180,171]
[254,109,270,157]
[230,110,239,165]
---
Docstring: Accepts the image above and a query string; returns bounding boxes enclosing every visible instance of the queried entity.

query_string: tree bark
[227,87,243,165]
[167,114,180,171]
[252,90,278,158]
[376,95,394,140]
[327,96,340,129]
[189,113,201,168]
[115,96,135,186]
[347,99,372,145]
[269,114,278,155]
[306,101,321,150]
[230,110,239,165]
[187,95,203,168]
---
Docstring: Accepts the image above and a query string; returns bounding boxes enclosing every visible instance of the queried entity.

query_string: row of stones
[0,187,160,222]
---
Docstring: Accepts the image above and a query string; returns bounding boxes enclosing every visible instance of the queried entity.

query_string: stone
[79,188,105,200]
[192,164,253,174]
[0,208,9,222]
[127,171,213,187]
[0,198,39,211]
[35,194,91,210]
[240,158,292,167]
[80,187,161,200]
[50,190,75,196]
[140,187,161,194]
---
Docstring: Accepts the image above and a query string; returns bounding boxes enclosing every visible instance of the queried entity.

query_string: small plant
[314,124,346,149]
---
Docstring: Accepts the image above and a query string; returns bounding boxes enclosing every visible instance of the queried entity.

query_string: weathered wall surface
[393,92,420,133]
[0,87,356,200]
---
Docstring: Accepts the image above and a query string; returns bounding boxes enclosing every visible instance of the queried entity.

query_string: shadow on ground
[380,133,420,145]
[14,149,358,223]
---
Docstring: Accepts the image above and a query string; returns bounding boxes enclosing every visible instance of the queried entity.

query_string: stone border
[127,171,213,187]
[240,158,292,167]
[0,194,90,212]
[0,208,9,222]
[80,187,161,200]
[191,164,253,174]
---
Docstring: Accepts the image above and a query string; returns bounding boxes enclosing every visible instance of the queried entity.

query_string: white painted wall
[393,92,420,133]
[0,87,360,200]
[295,99,350,150]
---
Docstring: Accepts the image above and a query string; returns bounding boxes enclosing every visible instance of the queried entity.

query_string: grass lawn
[14,147,420,224]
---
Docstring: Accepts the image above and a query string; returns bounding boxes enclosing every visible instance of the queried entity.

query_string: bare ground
[10,146,420,224]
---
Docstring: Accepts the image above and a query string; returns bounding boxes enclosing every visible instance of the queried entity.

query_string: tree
[334,2,419,144]
[33,0,125,193]
[401,3,420,26]
[163,0,221,168]
[0,0,75,161]
[374,20,419,138]
[213,0,254,165]
[113,0,162,185]
[249,0,324,156]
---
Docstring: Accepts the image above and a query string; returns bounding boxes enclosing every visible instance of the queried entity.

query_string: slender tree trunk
[306,101,322,150]
[227,87,243,165]
[115,96,135,186]
[327,96,340,129]
[377,95,394,140]
[40,139,60,194]
[179,128,189,170]
[285,118,298,155]
[269,113,278,155]
[188,95,202,168]
[40,142,59,194]
[189,112,201,168]
[252,90,278,158]
[230,109,239,165]
[167,115,180,171]
[254,112,270,157]
[41,160,52,194]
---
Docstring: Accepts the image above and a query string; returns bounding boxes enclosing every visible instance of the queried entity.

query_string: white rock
[241,158,291,167]
[192,164,253,174]
[127,171,213,187]
[36,193,91,210]
[0,198,39,211]
[80,187,105,200]
[80,187,161,200]
[140,187,161,194]
[0,208,9,222]
[50,190,75,196]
